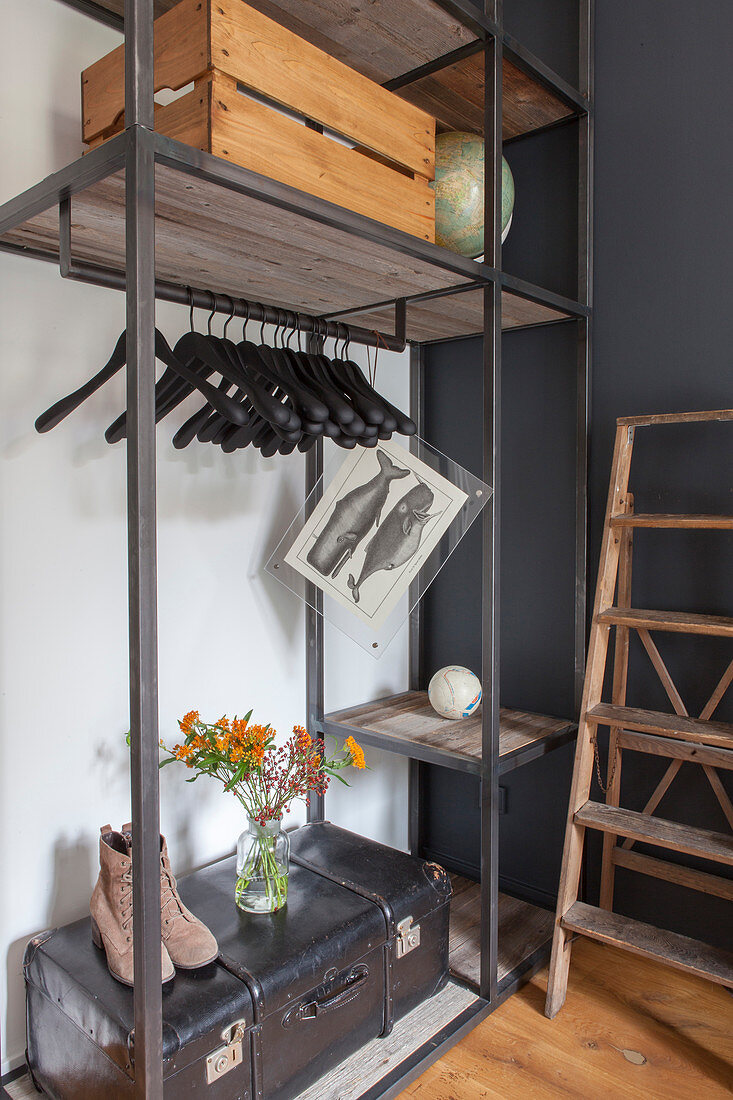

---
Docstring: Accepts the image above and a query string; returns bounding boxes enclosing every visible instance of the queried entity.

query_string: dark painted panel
[503,0,579,87]
[586,0,733,949]
[420,0,733,948]
[502,121,579,301]
[421,324,579,890]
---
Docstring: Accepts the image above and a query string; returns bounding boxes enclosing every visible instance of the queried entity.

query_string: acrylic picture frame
[266,437,491,657]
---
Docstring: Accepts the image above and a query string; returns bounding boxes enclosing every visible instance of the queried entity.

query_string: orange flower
[345,736,366,770]
[179,710,200,735]
[216,715,231,732]
[173,743,194,766]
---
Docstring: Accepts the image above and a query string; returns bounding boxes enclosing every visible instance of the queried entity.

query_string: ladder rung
[617,728,733,769]
[616,409,733,427]
[609,513,733,529]
[587,703,733,750]
[562,902,733,987]
[574,801,733,866]
[612,848,733,902]
[596,607,733,637]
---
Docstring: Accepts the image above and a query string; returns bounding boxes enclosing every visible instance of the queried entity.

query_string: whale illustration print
[307,450,410,579]
[347,482,437,603]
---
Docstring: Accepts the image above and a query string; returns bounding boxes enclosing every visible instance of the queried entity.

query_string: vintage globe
[433,132,515,257]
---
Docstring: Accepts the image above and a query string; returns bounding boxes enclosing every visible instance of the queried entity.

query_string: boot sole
[171,952,219,969]
[91,917,175,985]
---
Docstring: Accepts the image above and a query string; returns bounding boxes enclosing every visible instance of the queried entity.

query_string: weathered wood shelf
[0,155,573,341]
[335,286,572,342]
[324,691,577,774]
[85,0,578,141]
[450,875,554,989]
[391,50,574,140]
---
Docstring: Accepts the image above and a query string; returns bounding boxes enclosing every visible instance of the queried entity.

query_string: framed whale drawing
[267,438,491,655]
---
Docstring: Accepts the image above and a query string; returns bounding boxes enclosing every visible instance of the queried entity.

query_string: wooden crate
[81,0,436,240]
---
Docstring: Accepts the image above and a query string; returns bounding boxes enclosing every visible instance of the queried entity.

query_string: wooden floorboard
[399,938,733,1098]
[450,875,554,987]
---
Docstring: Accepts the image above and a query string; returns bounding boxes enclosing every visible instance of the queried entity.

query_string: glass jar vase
[235,817,289,913]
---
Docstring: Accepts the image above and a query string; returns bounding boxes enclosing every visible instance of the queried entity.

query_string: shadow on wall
[5,833,96,1070]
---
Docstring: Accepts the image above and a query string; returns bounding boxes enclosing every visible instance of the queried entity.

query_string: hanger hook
[286,310,298,349]
[187,286,195,332]
[241,298,250,342]
[222,295,235,338]
[295,312,303,353]
[343,322,351,361]
[256,303,266,345]
[207,291,217,336]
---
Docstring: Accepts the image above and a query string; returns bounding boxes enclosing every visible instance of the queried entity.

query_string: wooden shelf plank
[335,286,572,342]
[562,902,733,988]
[450,875,554,987]
[325,690,576,773]
[609,513,733,529]
[0,163,475,325]
[394,53,575,140]
[587,703,733,751]
[575,801,733,867]
[597,607,733,638]
[82,2,576,142]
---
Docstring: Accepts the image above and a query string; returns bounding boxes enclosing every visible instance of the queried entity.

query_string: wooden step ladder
[545,408,733,1018]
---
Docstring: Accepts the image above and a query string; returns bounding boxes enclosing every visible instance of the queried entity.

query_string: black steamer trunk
[25,824,450,1099]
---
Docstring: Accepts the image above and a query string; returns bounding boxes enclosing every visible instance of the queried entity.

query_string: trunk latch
[396,915,421,957]
[206,1020,247,1085]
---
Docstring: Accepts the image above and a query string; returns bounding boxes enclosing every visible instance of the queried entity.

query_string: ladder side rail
[545,422,635,1018]
[599,492,634,909]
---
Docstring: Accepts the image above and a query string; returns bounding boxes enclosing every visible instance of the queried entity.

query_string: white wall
[0,0,408,1072]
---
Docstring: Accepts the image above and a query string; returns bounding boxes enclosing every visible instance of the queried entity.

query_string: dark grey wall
[587,0,732,945]
[420,0,732,940]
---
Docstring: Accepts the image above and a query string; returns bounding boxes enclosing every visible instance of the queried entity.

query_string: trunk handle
[281,964,369,1028]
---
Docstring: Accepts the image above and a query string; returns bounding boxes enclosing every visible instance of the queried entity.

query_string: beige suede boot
[122,824,218,969]
[90,825,175,986]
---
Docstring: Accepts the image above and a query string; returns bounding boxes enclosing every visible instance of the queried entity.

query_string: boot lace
[161,864,185,927]
[120,867,133,938]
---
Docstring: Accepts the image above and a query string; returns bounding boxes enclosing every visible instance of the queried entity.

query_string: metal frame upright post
[575,0,594,714]
[124,0,163,1095]
[407,343,425,856]
[479,0,503,1004]
[306,327,326,823]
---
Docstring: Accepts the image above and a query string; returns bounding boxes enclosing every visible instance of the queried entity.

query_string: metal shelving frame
[306,0,594,1037]
[0,0,592,1095]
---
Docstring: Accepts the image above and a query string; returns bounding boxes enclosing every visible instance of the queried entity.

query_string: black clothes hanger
[173,295,240,449]
[36,319,247,440]
[341,325,416,437]
[35,331,127,433]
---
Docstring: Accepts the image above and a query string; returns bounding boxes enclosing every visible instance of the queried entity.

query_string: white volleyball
[428,666,482,721]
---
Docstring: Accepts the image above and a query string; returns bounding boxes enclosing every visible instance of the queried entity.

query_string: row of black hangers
[35,293,416,456]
